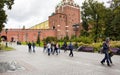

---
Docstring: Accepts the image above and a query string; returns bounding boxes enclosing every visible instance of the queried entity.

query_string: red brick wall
[1,29,56,42]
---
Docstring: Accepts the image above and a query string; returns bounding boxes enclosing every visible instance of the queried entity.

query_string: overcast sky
[5,0,109,29]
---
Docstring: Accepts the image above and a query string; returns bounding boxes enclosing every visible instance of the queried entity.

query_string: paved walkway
[0,43,120,75]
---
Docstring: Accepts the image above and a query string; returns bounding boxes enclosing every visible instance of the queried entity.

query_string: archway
[1,36,7,41]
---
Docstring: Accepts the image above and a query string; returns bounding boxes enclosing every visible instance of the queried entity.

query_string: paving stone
[0,43,120,75]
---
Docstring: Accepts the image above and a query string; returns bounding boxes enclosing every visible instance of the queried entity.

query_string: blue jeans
[101,52,110,65]
[48,48,51,55]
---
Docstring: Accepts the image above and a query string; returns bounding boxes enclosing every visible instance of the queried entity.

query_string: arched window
[52,26,55,30]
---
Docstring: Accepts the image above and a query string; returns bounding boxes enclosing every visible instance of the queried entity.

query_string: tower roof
[56,0,80,9]
[63,0,74,2]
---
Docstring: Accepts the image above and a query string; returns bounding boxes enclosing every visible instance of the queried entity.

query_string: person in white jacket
[47,42,51,56]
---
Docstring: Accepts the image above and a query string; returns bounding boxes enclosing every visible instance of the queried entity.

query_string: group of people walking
[43,42,61,56]
[27,37,113,67]
[27,41,74,57]
[43,42,74,57]
[28,41,36,53]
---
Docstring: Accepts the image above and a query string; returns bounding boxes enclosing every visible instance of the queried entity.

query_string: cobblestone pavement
[0,43,120,75]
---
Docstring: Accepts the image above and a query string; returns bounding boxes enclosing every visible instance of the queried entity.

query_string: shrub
[21,42,27,45]
[43,36,57,43]
[92,42,102,52]
[79,36,93,44]
[110,41,120,48]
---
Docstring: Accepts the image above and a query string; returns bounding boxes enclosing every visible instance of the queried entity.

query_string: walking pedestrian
[101,37,112,66]
[32,41,36,53]
[43,42,47,53]
[68,42,74,57]
[63,42,67,52]
[51,42,54,53]
[47,42,51,56]
[28,42,32,53]
[53,43,58,55]
[58,43,61,53]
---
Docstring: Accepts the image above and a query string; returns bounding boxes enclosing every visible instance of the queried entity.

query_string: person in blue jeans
[69,42,74,57]
[101,37,111,66]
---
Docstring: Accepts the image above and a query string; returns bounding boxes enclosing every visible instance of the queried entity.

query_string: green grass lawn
[0,44,14,51]
[3,47,15,51]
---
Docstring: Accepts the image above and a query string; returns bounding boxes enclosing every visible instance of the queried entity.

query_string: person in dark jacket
[28,42,32,53]
[43,42,47,53]
[69,42,74,57]
[101,37,111,66]
[63,42,67,52]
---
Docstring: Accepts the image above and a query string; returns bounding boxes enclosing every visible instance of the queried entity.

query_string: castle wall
[1,29,56,42]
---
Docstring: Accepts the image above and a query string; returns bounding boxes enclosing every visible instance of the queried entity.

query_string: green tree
[81,1,89,36]
[103,0,120,40]
[81,0,107,42]
[110,0,120,40]
[103,8,113,38]
[0,0,14,32]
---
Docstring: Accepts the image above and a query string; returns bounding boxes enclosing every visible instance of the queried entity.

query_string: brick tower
[49,0,80,39]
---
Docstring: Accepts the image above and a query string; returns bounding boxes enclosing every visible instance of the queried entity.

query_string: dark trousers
[53,48,58,55]
[69,49,73,57]
[101,52,110,65]
[28,47,31,53]
[64,47,67,52]
[48,48,50,56]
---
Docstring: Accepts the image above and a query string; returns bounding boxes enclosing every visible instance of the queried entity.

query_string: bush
[21,42,27,45]
[79,36,93,44]
[78,42,85,46]
[110,41,120,48]
[92,42,102,52]
[43,36,57,43]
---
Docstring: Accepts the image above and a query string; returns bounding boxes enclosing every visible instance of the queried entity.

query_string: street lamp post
[5,29,8,47]
[72,24,79,37]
